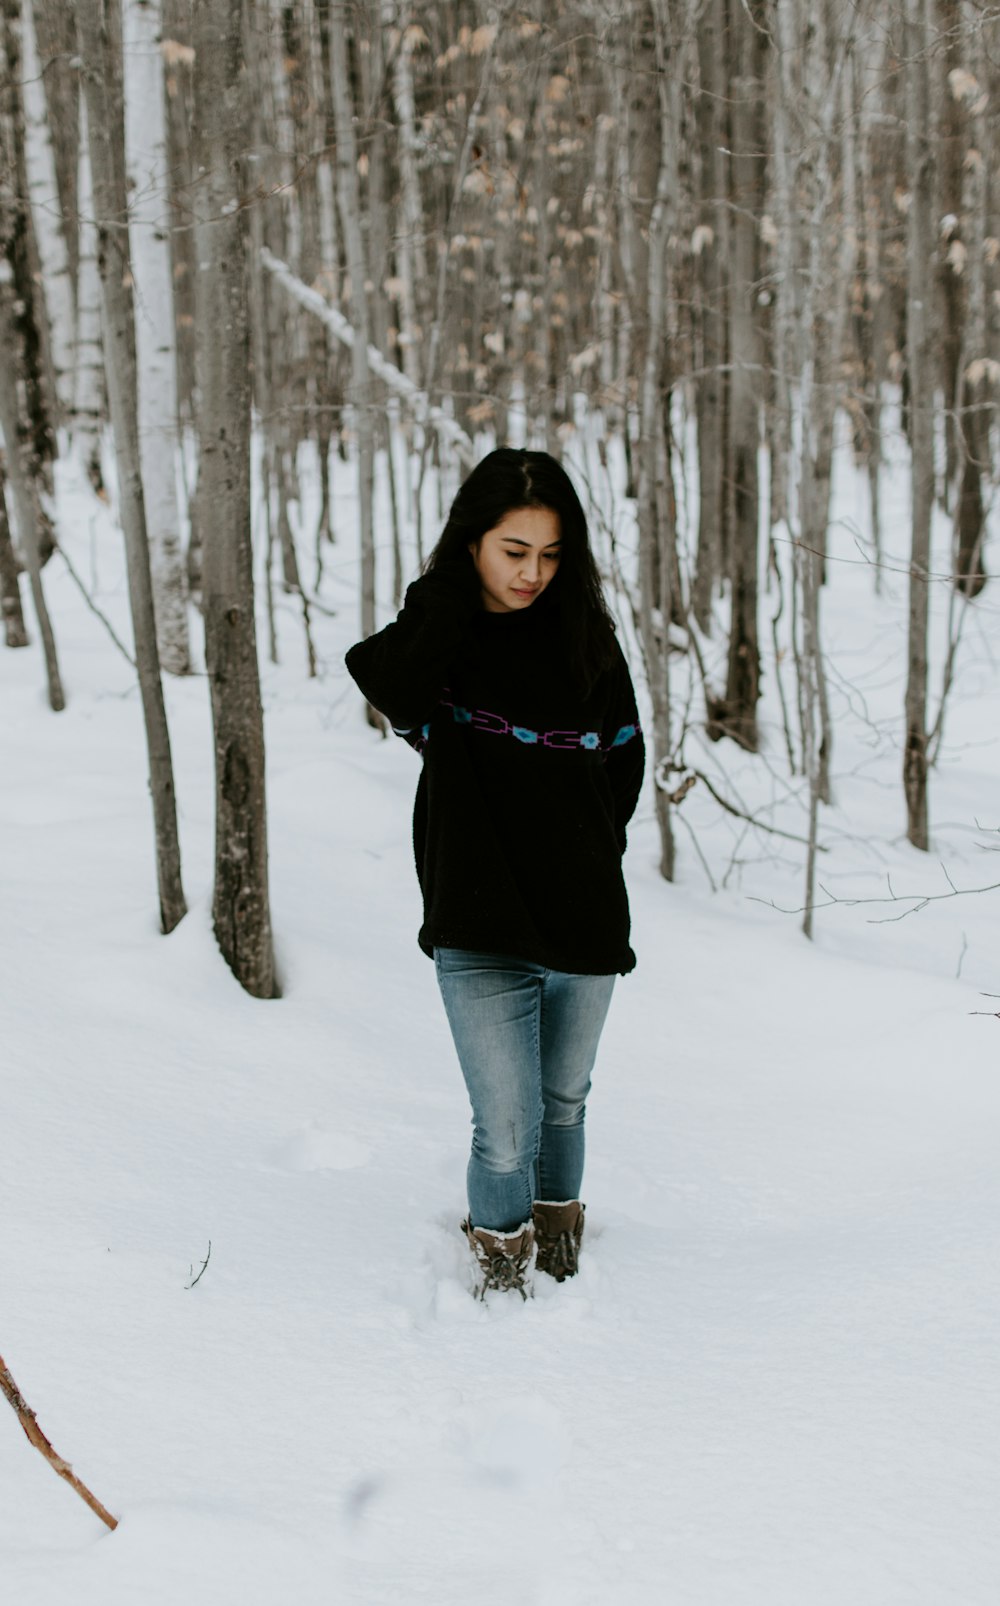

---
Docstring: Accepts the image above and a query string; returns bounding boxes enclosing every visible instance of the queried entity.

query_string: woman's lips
[512,587,538,599]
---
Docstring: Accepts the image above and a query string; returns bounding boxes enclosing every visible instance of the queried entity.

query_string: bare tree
[192,0,276,997]
[329,0,378,720]
[73,90,105,490]
[19,0,75,421]
[0,5,63,706]
[903,0,934,851]
[76,0,187,931]
[123,0,191,673]
[716,0,765,752]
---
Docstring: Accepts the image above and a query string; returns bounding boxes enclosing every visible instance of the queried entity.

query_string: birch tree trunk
[74,92,105,490]
[0,308,63,704]
[77,0,186,931]
[0,7,62,703]
[123,0,190,673]
[903,0,934,850]
[387,3,428,390]
[692,0,728,632]
[20,0,75,420]
[2,0,57,504]
[192,0,276,996]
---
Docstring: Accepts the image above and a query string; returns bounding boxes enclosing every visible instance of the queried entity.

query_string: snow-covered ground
[2,426,999,1604]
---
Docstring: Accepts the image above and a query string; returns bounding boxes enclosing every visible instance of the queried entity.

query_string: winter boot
[532,1200,585,1281]
[461,1218,535,1300]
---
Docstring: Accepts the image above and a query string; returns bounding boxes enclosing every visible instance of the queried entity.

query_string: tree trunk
[0,12,64,703]
[77,0,187,931]
[387,2,427,390]
[903,0,934,850]
[74,91,105,490]
[329,0,377,708]
[192,0,276,995]
[720,0,764,752]
[123,0,190,672]
[0,290,65,705]
[0,461,29,645]
[20,0,75,420]
[692,0,728,632]
[636,0,684,883]
[1,0,57,514]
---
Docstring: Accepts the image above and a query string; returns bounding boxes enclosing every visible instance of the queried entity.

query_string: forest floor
[2,426,999,1604]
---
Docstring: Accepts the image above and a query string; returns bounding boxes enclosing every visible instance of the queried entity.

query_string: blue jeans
[433,947,616,1233]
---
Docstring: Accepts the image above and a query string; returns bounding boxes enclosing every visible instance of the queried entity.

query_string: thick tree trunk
[192,0,276,996]
[77,0,187,931]
[123,0,190,673]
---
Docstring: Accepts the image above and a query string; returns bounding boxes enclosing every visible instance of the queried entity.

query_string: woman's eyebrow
[503,539,562,549]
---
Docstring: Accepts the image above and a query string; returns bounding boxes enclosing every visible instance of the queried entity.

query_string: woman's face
[468,506,562,613]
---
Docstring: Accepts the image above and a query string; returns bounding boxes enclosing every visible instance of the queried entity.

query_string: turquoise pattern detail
[395,693,640,758]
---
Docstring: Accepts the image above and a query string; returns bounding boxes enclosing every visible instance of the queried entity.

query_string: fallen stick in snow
[0,1351,118,1531]
[259,246,476,467]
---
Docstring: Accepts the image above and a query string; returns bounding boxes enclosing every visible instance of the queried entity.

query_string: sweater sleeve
[601,646,645,855]
[344,565,481,733]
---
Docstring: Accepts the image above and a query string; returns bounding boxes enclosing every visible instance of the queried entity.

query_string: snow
[2,427,999,1604]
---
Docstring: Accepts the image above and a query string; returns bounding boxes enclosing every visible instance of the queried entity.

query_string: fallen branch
[259,248,476,468]
[0,1351,118,1531]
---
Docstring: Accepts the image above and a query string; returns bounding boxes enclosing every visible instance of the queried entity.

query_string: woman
[345,448,644,1298]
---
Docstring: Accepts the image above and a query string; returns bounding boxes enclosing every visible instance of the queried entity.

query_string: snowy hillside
[2,432,999,1604]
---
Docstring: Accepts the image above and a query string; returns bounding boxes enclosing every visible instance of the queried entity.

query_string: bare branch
[656,761,826,850]
[0,1351,118,1531]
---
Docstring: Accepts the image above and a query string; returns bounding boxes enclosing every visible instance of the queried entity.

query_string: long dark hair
[425,447,618,695]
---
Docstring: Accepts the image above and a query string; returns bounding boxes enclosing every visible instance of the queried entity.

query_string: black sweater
[344,568,644,975]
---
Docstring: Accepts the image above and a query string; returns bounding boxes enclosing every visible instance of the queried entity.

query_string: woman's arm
[344,562,480,731]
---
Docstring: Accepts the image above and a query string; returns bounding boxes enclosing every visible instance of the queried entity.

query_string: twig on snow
[0,1351,118,1531]
[186,1240,212,1289]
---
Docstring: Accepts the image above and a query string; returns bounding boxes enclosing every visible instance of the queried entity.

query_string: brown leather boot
[461,1218,535,1300]
[532,1200,585,1281]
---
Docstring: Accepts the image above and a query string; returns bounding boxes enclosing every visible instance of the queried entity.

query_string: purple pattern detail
[394,696,639,759]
